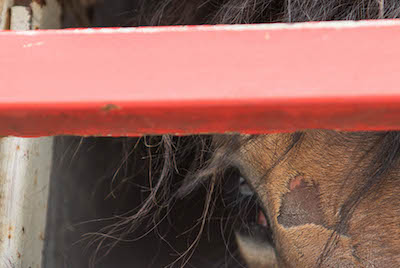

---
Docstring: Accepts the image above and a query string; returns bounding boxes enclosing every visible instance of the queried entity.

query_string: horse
[67,1,400,267]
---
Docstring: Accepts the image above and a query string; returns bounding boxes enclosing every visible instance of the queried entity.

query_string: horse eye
[239,177,255,197]
[238,177,269,229]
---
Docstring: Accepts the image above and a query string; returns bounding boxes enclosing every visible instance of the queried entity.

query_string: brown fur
[232,130,400,267]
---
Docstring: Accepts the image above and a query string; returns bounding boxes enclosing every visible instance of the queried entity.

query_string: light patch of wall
[0,137,54,268]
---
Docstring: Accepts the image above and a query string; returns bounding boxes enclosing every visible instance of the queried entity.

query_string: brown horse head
[231,131,400,267]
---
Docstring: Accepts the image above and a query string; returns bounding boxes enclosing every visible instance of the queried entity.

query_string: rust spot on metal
[34,0,47,6]
[14,0,30,6]
[4,8,12,30]
[16,145,20,150]
[14,0,32,6]
[14,0,46,7]
[33,169,38,185]
[101,104,121,112]
[7,226,13,239]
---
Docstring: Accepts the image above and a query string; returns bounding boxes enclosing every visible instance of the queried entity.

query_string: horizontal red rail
[1,20,400,137]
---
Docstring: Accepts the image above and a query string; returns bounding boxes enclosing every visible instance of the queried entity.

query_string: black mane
[130,0,400,26]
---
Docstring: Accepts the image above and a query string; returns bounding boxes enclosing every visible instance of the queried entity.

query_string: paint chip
[101,104,121,112]
[23,41,44,48]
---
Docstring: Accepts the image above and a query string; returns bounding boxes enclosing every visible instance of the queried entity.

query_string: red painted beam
[1,20,400,137]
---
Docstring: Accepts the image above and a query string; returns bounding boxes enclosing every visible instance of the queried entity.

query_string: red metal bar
[1,20,400,137]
